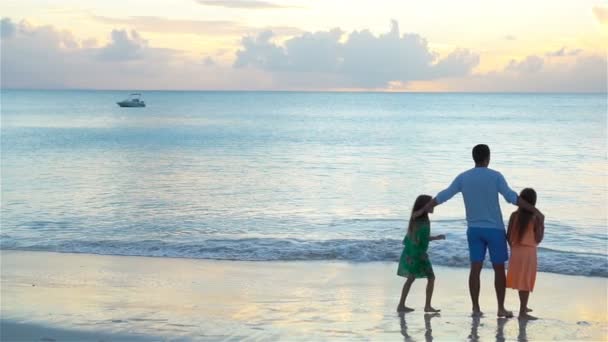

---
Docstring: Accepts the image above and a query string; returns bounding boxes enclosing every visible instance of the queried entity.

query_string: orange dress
[506,216,538,292]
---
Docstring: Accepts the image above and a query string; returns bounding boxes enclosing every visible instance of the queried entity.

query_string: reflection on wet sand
[468,315,481,341]
[398,312,440,342]
[468,316,527,342]
[424,313,440,342]
[517,318,529,342]
[496,318,508,342]
[398,312,413,342]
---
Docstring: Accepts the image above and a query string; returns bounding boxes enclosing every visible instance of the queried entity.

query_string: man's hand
[412,199,438,218]
[411,209,426,218]
[436,234,446,240]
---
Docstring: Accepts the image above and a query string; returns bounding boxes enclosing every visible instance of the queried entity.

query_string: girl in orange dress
[506,188,545,320]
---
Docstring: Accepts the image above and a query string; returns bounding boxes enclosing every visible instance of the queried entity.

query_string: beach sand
[1,250,606,341]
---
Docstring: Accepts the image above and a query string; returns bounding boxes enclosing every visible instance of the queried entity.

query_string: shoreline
[2,250,606,340]
[2,245,605,278]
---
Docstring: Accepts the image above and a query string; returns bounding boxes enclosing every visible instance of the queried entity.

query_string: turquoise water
[1,90,606,276]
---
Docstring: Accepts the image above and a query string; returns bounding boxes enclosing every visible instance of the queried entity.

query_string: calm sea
[1,91,606,276]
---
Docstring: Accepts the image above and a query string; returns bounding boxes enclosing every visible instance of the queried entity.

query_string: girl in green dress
[397,194,445,313]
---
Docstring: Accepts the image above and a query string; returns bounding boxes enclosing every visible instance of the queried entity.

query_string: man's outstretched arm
[413,175,461,218]
[413,198,439,218]
[497,173,544,219]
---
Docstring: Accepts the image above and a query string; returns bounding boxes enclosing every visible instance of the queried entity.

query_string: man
[415,144,543,317]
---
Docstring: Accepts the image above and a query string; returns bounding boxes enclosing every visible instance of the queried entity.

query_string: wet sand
[1,250,606,341]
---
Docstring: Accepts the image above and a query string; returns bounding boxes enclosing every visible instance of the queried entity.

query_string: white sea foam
[3,236,606,277]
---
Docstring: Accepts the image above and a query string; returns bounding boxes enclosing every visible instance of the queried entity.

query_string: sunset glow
[1,0,607,91]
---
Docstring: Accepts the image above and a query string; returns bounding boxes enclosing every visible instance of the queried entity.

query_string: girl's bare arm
[534,215,545,243]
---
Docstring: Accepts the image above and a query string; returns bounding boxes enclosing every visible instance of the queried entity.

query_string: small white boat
[117,93,146,107]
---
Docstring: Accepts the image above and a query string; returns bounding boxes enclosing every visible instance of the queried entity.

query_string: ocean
[1,90,606,277]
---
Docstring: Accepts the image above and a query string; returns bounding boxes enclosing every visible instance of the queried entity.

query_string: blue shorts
[467,227,509,264]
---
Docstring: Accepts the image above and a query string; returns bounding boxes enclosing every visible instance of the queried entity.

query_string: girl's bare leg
[397,276,416,312]
[424,276,440,312]
[518,290,537,320]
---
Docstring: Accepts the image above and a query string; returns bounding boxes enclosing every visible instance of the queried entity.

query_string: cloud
[234,21,480,87]
[98,30,148,61]
[592,5,608,24]
[505,55,544,73]
[91,15,302,37]
[1,18,83,88]
[196,0,294,9]
[0,18,271,90]
[92,15,246,35]
[433,49,480,77]
[2,18,604,92]
[203,56,216,66]
[545,47,582,57]
[234,31,288,69]
[441,54,607,93]
[1,17,16,38]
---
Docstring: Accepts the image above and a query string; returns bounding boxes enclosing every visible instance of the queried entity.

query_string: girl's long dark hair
[408,194,432,241]
[516,188,537,242]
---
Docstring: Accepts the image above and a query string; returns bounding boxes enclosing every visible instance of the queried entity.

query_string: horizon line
[1,88,606,95]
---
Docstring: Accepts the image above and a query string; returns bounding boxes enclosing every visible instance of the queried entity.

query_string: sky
[1,0,607,92]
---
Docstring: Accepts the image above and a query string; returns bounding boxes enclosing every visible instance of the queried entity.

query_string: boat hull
[117,101,145,108]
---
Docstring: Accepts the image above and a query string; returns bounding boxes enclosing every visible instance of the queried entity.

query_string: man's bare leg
[469,262,483,316]
[493,263,513,318]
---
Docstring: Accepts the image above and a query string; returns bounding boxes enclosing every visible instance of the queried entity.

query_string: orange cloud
[196,0,297,9]
[91,15,302,37]
[592,5,608,24]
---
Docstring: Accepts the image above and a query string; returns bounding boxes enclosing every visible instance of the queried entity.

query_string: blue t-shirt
[435,167,518,230]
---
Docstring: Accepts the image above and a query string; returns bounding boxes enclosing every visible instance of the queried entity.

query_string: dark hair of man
[472,144,490,165]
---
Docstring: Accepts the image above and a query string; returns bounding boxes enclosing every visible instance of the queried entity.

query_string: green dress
[397,221,434,278]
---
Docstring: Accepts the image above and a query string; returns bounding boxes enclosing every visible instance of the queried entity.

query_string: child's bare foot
[424,306,440,313]
[472,306,483,317]
[497,308,514,318]
[518,313,538,320]
[397,305,414,312]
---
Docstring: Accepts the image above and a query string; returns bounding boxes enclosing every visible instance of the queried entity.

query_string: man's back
[436,167,518,229]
